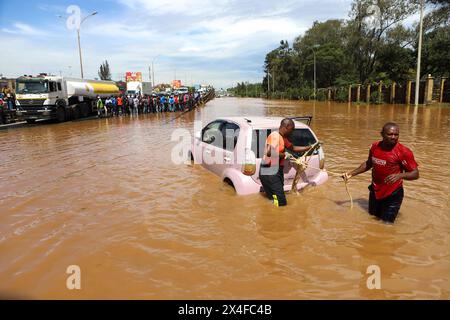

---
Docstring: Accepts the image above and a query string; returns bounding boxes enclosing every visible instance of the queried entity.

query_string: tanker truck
[15,76,119,123]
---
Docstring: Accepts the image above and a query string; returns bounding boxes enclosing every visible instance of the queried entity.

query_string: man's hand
[384,173,402,184]
[341,172,352,182]
[284,151,293,160]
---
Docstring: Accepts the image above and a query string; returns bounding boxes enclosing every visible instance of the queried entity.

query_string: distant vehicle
[177,87,189,94]
[126,81,152,95]
[15,76,119,123]
[189,116,328,195]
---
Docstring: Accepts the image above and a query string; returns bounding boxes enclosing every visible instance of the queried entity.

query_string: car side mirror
[195,131,201,140]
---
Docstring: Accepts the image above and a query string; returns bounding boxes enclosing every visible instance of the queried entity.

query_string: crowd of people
[96,91,204,118]
[0,89,16,125]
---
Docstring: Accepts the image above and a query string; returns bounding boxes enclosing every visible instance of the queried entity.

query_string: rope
[288,147,353,209]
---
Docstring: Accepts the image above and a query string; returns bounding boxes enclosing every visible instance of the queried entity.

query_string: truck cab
[15,76,67,123]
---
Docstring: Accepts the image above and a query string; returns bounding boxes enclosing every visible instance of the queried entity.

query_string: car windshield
[16,80,49,94]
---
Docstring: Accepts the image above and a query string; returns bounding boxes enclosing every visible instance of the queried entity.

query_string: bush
[316,90,327,101]
[335,88,348,102]
[299,87,313,100]
[370,91,383,104]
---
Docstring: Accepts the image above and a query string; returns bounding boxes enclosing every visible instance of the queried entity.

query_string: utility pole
[414,0,424,106]
[314,50,316,100]
[272,69,275,93]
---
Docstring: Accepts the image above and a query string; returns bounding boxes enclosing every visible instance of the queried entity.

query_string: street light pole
[414,0,424,106]
[151,55,161,88]
[314,50,316,100]
[312,44,319,100]
[77,29,84,79]
[78,12,97,79]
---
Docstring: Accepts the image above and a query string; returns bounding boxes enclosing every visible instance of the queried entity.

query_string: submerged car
[190,116,328,195]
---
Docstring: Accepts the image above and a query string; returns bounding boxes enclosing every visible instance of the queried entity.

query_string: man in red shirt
[259,119,312,207]
[343,122,419,223]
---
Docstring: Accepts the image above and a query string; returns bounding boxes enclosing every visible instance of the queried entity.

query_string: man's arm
[384,168,419,184]
[342,153,373,181]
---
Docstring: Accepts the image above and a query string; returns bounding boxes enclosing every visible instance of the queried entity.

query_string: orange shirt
[263,132,293,167]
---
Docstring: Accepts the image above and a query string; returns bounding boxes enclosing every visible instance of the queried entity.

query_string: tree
[421,25,450,77]
[293,20,357,87]
[98,60,111,80]
[347,0,418,83]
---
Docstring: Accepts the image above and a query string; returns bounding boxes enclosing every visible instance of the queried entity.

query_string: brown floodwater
[0,98,449,299]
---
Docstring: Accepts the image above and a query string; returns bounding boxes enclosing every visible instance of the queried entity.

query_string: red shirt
[263,132,293,167]
[369,141,418,200]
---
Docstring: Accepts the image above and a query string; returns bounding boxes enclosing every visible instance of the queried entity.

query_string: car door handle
[205,150,212,155]
[224,156,232,162]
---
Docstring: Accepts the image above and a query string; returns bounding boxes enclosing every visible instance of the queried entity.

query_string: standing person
[183,93,189,111]
[160,95,166,113]
[117,95,123,116]
[174,94,179,111]
[0,94,5,125]
[169,95,175,112]
[143,95,149,114]
[151,95,157,113]
[111,96,117,117]
[133,95,139,115]
[342,122,419,223]
[259,119,312,207]
[97,96,105,118]
[127,95,133,115]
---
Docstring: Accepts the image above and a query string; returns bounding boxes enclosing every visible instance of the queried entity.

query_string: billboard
[126,72,142,82]
[172,80,182,89]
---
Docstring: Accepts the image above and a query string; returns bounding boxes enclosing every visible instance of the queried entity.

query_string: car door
[200,120,225,175]
[221,121,240,174]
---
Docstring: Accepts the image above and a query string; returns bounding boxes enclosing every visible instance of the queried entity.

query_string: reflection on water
[0,98,449,299]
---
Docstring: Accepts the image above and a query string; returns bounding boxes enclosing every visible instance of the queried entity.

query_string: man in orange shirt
[117,96,123,115]
[259,118,312,207]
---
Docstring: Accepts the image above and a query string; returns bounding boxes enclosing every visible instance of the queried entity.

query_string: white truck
[126,81,152,96]
[15,76,119,123]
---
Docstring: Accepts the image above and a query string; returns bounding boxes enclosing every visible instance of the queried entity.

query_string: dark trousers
[259,165,286,207]
[369,185,404,223]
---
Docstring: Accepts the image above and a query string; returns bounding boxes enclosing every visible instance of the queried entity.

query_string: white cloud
[1,22,49,36]
[118,0,232,16]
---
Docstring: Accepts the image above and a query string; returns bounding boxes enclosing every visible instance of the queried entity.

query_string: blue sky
[1,0,357,88]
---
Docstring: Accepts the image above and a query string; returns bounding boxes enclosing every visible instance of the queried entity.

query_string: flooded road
[0,98,449,299]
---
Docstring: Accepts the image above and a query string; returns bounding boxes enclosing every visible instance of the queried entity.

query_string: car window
[289,129,316,147]
[57,82,62,91]
[223,122,240,152]
[251,128,316,158]
[49,82,57,92]
[202,121,224,148]
[251,129,272,159]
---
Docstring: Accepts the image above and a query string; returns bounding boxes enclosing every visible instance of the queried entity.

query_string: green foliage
[316,89,327,101]
[98,60,111,81]
[335,88,349,102]
[370,90,384,104]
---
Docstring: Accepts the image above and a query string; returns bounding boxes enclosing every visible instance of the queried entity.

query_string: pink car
[190,116,328,195]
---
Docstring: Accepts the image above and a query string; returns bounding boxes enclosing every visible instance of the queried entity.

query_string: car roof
[216,116,311,129]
